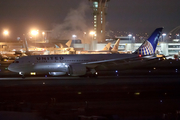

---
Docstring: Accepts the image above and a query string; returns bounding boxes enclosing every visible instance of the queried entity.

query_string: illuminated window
[94,25,96,27]
[101,30,103,33]
[101,21,103,24]
[94,18,96,20]
[93,2,98,8]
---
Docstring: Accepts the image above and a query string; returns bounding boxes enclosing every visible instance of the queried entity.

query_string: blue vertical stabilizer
[134,27,163,55]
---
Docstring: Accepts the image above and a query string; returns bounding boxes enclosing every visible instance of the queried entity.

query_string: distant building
[89,0,110,42]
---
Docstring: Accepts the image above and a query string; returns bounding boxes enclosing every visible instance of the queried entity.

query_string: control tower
[89,0,110,43]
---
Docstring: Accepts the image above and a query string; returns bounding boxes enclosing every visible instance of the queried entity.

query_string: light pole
[162,33,166,42]
[176,34,179,41]
[128,34,132,43]
[89,31,95,50]
[31,30,38,48]
[3,30,9,40]
[90,31,95,41]
[72,35,77,45]
[3,30,9,53]
[42,32,45,43]
[84,32,86,44]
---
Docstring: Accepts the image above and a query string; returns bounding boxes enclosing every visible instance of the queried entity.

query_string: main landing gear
[19,72,25,78]
[84,69,98,78]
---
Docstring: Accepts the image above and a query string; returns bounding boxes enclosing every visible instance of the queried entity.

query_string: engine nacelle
[68,64,86,76]
[49,72,66,76]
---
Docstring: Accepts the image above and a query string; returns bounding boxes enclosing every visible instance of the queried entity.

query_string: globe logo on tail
[138,41,154,55]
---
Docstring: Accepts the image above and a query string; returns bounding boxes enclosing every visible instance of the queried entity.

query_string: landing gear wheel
[22,75,25,78]
[89,73,98,78]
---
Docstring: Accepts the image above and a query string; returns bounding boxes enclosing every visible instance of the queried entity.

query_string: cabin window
[15,61,19,63]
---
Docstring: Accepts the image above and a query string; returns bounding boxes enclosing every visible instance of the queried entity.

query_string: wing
[82,55,159,71]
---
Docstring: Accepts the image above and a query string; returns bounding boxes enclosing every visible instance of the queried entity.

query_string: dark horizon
[0,0,180,39]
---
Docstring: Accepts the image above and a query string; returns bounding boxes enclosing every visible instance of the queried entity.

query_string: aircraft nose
[8,63,17,72]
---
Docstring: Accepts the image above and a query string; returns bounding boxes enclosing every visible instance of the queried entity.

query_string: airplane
[23,38,73,55]
[8,27,164,78]
[0,54,9,61]
[79,39,120,54]
[102,42,112,50]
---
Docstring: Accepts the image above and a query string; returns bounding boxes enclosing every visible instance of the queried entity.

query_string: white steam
[51,1,91,43]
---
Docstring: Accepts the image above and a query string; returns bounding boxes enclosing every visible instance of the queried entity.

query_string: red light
[139,54,142,57]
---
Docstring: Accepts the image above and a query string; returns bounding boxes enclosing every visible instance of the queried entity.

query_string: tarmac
[0,59,180,119]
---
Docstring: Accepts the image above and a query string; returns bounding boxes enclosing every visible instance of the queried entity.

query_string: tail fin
[66,40,72,48]
[111,39,120,52]
[134,27,163,55]
[23,38,31,56]
[102,42,111,50]
[23,38,29,52]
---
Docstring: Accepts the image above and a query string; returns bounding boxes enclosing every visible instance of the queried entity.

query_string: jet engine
[68,64,86,76]
[49,72,66,76]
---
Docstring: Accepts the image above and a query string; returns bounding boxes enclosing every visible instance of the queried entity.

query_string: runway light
[78,92,82,95]
[115,70,118,73]
[160,100,163,103]
[154,68,156,70]
[149,71,151,73]
[95,72,98,75]
[134,92,140,95]
[43,82,45,84]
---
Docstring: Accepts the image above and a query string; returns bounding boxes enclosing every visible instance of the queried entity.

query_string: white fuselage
[8,54,139,74]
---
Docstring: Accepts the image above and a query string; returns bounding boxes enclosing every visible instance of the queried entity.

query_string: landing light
[19,72,22,75]
[30,72,36,75]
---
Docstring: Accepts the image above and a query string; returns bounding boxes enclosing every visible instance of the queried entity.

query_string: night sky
[0,0,180,39]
